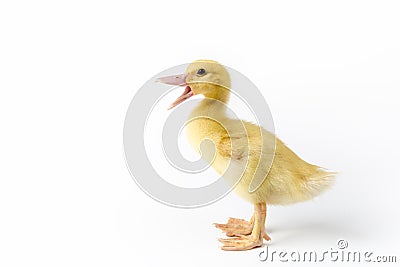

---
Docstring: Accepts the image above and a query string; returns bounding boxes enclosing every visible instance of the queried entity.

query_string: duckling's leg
[218,203,268,251]
[214,215,254,236]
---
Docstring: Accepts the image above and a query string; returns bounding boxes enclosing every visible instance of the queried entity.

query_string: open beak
[156,74,194,110]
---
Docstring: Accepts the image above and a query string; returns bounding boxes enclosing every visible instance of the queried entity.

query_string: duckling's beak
[156,74,194,110]
[156,74,187,86]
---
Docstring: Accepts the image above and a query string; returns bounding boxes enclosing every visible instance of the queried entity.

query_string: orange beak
[156,74,194,110]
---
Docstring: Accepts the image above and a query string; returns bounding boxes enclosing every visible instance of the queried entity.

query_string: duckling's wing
[215,119,277,191]
[216,132,250,160]
[215,120,274,161]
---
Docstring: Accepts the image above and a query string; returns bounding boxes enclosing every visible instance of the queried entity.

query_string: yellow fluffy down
[186,114,336,205]
[182,60,336,205]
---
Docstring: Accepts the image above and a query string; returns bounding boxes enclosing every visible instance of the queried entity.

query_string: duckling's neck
[189,96,230,120]
[189,84,230,119]
[186,96,230,157]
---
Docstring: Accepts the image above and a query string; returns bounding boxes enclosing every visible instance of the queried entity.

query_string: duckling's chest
[185,118,232,176]
[185,118,224,153]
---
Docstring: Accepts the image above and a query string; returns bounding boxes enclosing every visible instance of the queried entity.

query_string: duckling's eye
[196,68,206,76]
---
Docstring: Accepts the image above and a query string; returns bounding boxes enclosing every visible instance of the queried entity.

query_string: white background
[1,1,399,266]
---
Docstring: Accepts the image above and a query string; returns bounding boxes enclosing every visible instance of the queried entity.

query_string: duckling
[157,60,336,251]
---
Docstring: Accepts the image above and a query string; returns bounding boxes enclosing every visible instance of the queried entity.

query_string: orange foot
[214,216,271,240]
[218,235,263,251]
[215,203,271,251]
[214,217,253,237]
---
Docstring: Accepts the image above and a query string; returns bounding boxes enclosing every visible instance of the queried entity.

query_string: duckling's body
[186,96,335,205]
[157,60,336,251]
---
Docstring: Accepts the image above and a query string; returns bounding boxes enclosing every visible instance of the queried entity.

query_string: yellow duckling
[157,60,336,251]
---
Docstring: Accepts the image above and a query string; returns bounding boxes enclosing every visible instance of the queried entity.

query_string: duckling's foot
[218,235,263,251]
[217,203,269,251]
[214,217,253,237]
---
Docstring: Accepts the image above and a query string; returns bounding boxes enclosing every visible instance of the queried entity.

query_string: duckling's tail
[304,168,337,198]
[265,166,337,205]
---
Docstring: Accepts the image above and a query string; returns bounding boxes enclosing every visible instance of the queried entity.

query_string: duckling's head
[157,60,231,109]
